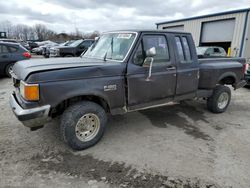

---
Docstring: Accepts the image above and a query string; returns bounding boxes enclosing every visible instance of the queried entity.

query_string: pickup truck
[9,30,247,150]
[49,39,94,58]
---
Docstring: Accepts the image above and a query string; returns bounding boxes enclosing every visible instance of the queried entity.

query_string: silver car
[196,46,227,58]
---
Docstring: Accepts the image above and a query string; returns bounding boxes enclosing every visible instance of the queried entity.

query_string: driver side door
[126,34,177,110]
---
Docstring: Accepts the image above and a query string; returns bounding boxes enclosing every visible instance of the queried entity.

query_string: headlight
[20,81,40,101]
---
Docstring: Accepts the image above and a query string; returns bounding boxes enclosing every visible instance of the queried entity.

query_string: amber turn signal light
[20,81,39,101]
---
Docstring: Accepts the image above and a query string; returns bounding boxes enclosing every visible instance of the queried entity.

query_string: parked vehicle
[31,41,58,55]
[9,30,246,150]
[0,39,30,50]
[27,41,39,50]
[42,43,60,58]
[44,41,75,58]
[49,39,94,57]
[196,46,227,58]
[31,46,43,55]
[0,42,31,77]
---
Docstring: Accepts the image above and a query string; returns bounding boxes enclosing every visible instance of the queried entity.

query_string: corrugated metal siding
[243,12,250,59]
[158,12,247,57]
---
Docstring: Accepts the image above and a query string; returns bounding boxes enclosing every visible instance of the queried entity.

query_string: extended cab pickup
[9,30,247,150]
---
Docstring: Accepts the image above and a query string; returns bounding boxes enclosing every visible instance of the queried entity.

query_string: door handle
[166,66,176,71]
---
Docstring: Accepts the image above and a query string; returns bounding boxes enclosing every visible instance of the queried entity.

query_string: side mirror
[143,47,156,81]
[146,47,156,57]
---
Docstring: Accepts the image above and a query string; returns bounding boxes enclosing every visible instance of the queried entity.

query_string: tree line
[0,21,100,42]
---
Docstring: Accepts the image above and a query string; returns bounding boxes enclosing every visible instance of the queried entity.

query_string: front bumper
[9,94,51,128]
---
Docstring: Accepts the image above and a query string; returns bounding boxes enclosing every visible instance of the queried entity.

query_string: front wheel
[60,101,107,150]
[207,85,231,113]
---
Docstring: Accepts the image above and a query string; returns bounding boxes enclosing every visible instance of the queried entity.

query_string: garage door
[201,19,235,43]
[163,25,184,32]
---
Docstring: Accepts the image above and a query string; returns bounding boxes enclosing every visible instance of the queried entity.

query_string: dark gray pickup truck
[9,30,247,150]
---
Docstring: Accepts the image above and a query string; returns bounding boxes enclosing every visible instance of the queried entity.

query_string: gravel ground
[0,76,250,188]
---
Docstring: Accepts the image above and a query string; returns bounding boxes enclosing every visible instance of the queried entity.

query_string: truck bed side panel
[198,60,243,89]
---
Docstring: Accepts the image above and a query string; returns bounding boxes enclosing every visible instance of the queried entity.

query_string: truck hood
[13,57,122,81]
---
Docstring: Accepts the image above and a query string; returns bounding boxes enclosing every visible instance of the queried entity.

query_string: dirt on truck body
[9,30,246,150]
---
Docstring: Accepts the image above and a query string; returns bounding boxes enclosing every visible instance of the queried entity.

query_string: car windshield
[83,32,136,61]
[70,39,83,47]
[196,47,208,55]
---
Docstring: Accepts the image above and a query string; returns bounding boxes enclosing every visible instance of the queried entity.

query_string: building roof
[156,7,250,25]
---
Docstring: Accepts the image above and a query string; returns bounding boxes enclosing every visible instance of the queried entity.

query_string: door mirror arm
[145,57,154,81]
[143,47,156,81]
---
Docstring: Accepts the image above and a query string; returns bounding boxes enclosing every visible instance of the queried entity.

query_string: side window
[143,35,170,65]
[79,42,87,48]
[182,37,192,62]
[175,37,185,62]
[79,41,92,48]
[133,42,144,66]
[85,41,93,47]
[9,46,18,53]
[0,45,9,53]
[205,48,213,55]
[219,48,226,55]
[214,48,220,53]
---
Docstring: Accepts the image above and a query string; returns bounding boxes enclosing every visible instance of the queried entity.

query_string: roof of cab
[104,29,190,34]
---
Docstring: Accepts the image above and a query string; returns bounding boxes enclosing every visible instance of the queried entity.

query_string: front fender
[39,76,126,112]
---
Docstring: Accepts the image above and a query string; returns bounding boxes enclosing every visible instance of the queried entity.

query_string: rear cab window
[175,35,193,63]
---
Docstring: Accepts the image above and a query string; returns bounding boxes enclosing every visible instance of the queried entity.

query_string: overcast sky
[1,0,250,33]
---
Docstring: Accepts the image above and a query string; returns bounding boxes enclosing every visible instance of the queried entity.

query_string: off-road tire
[207,85,231,113]
[60,101,107,150]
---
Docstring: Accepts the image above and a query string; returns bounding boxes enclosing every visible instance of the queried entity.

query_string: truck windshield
[83,33,136,61]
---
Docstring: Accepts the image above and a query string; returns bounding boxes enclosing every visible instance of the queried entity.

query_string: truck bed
[198,58,245,89]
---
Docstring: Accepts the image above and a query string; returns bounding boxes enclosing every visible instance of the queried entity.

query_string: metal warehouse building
[156,8,250,58]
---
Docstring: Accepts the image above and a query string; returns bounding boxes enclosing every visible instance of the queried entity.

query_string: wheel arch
[50,93,111,117]
[218,72,237,85]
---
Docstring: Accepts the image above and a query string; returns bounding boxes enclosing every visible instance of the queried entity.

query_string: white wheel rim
[217,92,229,109]
[8,65,13,75]
[75,113,100,142]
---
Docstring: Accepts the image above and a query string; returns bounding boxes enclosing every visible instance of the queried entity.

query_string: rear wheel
[5,63,14,77]
[60,101,107,150]
[207,85,231,113]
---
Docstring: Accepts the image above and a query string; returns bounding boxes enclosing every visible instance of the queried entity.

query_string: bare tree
[1,20,100,42]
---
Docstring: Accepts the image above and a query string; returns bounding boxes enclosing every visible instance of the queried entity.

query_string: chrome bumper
[9,94,51,128]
